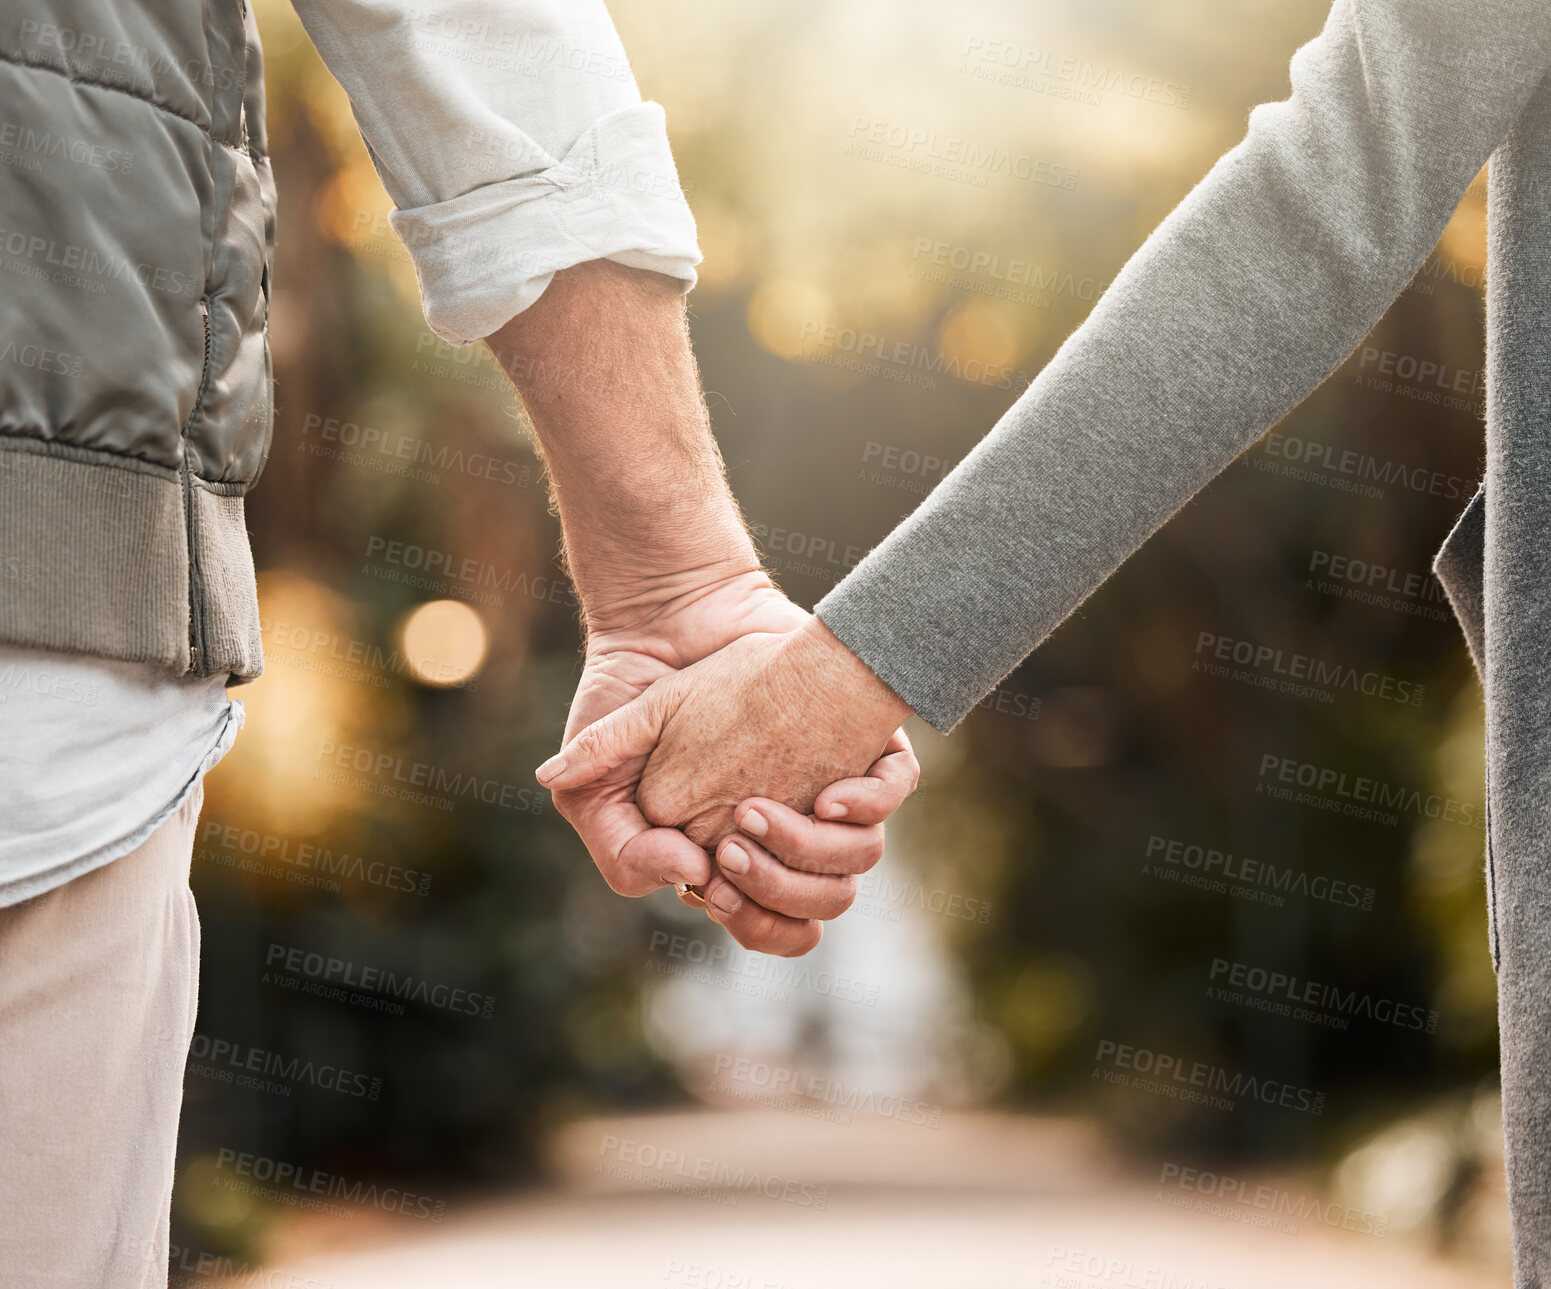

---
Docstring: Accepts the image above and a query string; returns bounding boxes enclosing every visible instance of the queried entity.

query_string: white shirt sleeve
[287,0,702,345]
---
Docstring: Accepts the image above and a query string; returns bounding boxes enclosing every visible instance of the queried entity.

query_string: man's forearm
[485,261,760,632]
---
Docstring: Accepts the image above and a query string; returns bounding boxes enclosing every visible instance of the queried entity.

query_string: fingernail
[719,843,751,875]
[661,873,691,888]
[740,808,768,837]
[823,802,848,819]
[535,752,567,785]
[709,884,742,916]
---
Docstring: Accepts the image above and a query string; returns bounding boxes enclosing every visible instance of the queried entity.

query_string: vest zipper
[183,297,213,673]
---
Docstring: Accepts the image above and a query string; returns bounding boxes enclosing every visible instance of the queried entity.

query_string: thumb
[536,689,667,790]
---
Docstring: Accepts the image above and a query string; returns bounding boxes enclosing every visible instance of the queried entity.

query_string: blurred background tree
[176,0,1499,1263]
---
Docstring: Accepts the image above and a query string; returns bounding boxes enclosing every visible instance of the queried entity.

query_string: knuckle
[775,807,809,842]
[636,778,682,828]
[846,829,885,871]
[779,923,823,958]
[744,908,787,953]
[684,810,732,850]
[828,877,858,917]
[730,921,765,953]
[598,859,651,898]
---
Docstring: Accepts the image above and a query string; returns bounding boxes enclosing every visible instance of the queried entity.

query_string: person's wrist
[581,560,766,638]
[486,259,766,638]
[776,617,914,736]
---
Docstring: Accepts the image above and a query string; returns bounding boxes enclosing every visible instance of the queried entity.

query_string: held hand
[549,578,918,953]
[489,266,918,952]
[693,727,917,952]
[540,619,916,954]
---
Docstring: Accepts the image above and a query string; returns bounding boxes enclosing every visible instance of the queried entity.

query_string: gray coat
[817,0,1551,1278]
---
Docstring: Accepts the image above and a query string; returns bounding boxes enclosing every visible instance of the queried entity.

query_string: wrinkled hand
[551,575,918,954]
[541,619,917,954]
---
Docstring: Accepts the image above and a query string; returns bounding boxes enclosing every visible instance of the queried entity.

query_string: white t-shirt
[0,647,240,907]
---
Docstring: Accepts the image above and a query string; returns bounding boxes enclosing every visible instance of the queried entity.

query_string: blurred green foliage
[177,0,1496,1258]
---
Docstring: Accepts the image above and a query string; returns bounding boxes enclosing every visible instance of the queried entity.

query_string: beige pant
[0,785,202,1288]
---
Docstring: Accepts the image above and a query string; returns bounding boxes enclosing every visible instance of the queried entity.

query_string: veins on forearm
[485,259,762,622]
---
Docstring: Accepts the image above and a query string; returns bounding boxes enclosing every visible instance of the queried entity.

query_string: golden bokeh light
[207,569,381,838]
[935,294,1032,382]
[398,599,490,688]
[745,278,835,361]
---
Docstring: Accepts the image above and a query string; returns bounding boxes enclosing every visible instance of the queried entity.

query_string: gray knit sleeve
[816,0,1551,732]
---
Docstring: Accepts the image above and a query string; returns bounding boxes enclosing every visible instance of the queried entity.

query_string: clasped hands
[537,572,916,957]
[488,260,917,956]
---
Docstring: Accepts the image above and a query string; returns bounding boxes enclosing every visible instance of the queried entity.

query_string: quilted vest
[0,0,276,679]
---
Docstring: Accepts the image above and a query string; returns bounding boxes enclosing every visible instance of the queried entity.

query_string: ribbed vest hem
[0,444,263,683]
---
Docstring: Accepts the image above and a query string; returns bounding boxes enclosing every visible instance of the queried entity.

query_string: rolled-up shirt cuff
[390,101,701,346]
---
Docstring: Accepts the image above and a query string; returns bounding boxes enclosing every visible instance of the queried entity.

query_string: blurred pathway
[217,1111,1503,1289]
